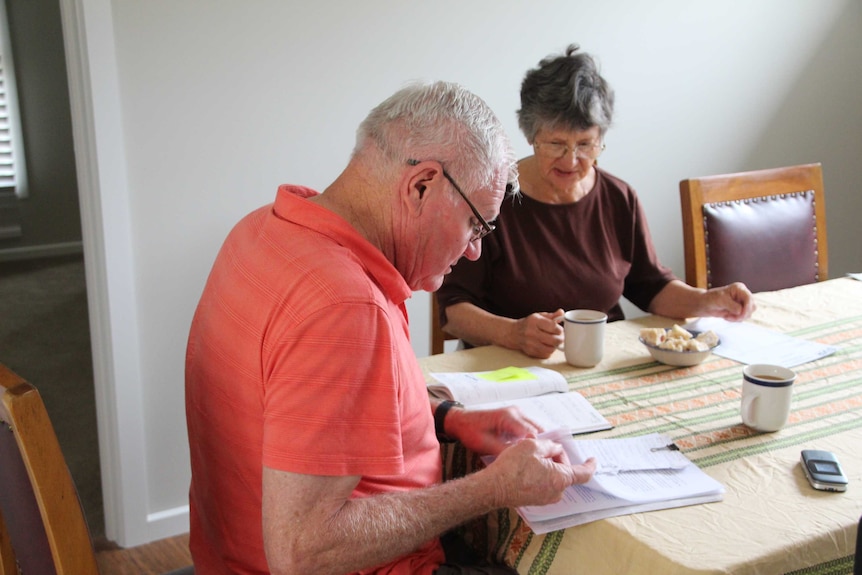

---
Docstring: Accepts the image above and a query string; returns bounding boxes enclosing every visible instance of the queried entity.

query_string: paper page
[518,433,724,523]
[471,392,611,435]
[520,477,633,520]
[847,272,862,281]
[560,433,690,474]
[584,461,724,503]
[522,492,725,534]
[520,458,724,520]
[428,366,567,405]
[685,317,836,367]
[557,433,720,503]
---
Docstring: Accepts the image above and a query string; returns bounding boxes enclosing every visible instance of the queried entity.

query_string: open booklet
[515,432,725,534]
[428,366,611,435]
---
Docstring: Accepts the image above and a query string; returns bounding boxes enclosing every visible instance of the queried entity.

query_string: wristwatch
[434,400,464,443]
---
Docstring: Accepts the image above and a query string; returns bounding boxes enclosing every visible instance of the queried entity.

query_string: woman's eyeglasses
[534,140,606,160]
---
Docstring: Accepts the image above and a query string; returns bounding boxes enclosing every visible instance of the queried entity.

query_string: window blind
[0,0,27,199]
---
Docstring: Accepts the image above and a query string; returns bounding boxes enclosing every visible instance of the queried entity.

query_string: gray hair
[517,44,615,143]
[355,81,517,197]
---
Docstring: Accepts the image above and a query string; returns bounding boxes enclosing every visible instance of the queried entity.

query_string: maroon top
[436,167,676,328]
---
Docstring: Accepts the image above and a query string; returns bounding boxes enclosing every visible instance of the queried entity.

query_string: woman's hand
[701,282,756,321]
[650,280,756,322]
[511,309,565,358]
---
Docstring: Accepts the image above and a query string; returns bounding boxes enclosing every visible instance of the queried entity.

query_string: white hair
[356,81,517,196]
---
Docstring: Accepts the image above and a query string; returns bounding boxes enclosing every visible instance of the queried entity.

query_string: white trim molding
[59,0,168,547]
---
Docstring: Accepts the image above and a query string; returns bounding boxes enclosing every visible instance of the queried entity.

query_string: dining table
[421,277,862,575]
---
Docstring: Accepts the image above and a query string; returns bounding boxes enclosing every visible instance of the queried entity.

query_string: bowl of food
[638,325,720,367]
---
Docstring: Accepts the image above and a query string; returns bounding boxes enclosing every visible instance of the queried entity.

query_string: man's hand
[261,436,596,574]
[486,438,596,508]
[444,405,542,455]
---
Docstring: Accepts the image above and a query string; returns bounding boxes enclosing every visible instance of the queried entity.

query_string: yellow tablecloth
[422,278,862,575]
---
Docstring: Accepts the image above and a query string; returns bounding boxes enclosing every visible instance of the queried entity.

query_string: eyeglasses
[534,140,606,160]
[407,159,497,243]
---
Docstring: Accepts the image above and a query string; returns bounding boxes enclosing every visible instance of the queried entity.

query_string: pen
[650,443,680,452]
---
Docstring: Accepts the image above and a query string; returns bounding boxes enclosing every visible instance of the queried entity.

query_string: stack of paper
[518,432,725,534]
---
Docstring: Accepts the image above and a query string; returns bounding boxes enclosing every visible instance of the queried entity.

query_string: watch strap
[434,400,463,443]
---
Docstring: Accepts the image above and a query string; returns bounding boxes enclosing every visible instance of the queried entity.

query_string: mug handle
[741,393,758,426]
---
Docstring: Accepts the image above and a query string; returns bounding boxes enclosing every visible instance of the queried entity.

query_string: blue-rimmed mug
[741,364,796,432]
[563,309,607,368]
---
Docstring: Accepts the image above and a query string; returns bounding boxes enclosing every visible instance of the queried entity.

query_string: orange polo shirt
[186,185,444,574]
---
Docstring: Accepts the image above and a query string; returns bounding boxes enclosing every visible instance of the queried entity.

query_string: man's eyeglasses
[407,159,499,243]
[534,140,606,160]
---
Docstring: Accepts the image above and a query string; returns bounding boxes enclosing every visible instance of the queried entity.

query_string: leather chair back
[702,191,820,292]
[0,421,58,575]
[855,512,861,575]
[679,163,828,292]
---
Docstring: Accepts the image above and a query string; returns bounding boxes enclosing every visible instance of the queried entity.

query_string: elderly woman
[436,45,754,359]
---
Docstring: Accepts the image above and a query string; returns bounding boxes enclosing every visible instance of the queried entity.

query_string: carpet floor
[0,253,104,538]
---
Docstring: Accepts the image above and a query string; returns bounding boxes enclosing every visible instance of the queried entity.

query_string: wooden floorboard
[94,533,193,575]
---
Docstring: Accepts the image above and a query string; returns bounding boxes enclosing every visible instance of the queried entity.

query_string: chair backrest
[679,163,828,292]
[0,362,100,575]
[855,512,861,575]
[0,507,17,575]
[431,296,458,355]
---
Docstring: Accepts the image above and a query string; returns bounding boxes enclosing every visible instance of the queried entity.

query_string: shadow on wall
[744,0,862,277]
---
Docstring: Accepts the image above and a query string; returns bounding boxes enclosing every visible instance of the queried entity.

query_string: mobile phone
[800,450,848,492]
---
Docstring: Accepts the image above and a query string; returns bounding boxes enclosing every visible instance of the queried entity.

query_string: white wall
[64,0,862,546]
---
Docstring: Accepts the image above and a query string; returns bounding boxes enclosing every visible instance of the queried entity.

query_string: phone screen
[810,460,841,475]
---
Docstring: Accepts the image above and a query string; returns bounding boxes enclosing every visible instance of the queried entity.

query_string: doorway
[0,0,103,538]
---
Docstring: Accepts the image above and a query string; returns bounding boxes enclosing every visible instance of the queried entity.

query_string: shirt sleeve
[620,190,677,311]
[261,300,407,477]
[435,239,499,328]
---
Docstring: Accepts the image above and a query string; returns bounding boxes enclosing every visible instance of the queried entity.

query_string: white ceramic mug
[740,364,796,432]
[563,310,607,368]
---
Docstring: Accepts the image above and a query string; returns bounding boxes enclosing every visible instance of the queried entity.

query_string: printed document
[685,317,835,367]
[514,433,724,533]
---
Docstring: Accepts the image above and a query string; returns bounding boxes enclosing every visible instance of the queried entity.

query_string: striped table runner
[432,279,862,575]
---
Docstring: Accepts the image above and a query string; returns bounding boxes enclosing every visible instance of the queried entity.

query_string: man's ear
[404,161,439,216]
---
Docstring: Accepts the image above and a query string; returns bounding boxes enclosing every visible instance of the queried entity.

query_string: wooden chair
[0,362,193,575]
[0,362,99,575]
[0,508,15,575]
[679,163,828,292]
[431,296,459,355]
[855,512,861,575]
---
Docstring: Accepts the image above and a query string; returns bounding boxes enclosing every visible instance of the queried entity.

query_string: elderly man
[185,81,596,575]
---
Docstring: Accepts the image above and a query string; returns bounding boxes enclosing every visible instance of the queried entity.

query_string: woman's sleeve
[434,239,499,328]
[622,192,677,310]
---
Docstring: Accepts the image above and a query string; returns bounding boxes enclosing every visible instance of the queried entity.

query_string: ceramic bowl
[638,330,720,367]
